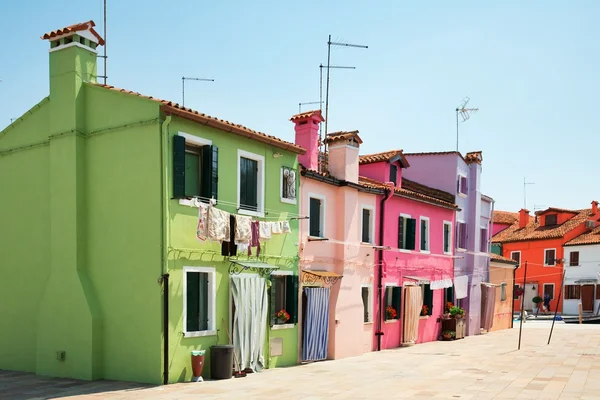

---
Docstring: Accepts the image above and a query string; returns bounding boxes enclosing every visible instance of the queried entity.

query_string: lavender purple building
[402,151,494,336]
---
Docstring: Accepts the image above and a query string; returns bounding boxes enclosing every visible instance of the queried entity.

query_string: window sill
[443,251,452,256]
[183,330,217,338]
[308,236,328,241]
[364,321,374,325]
[543,265,556,267]
[456,248,467,253]
[420,250,431,254]
[271,323,295,330]
[419,315,430,320]
[280,197,297,205]
[384,319,399,324]
[238,208,265,218]
[458,193,468,198]
[399,249,412,253]
[361,242,374,246]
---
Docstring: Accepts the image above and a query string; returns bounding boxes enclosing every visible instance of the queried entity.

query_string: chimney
[519,209,529,229]
[290,110,324,171]
[592,201,598,215]
[324,131,363,183]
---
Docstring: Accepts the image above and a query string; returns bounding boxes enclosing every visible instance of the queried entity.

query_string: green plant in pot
[442,330,456,340]
[449,306,465,318]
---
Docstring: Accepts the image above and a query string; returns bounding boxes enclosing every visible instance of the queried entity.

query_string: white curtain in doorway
[231,276,268,372]
[302,287,330,361]
[402,286,422,345]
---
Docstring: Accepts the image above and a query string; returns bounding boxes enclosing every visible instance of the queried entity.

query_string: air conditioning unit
[586,220,595,229]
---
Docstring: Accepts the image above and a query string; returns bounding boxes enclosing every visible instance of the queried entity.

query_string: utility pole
[455,97,479,152]
[182,77,215,108]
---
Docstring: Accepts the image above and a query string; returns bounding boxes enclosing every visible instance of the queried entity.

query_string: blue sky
[1,1,598,213]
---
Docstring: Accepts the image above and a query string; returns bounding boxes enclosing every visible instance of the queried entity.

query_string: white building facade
[562,243,600,315]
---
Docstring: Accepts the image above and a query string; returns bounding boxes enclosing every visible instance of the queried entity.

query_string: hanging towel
[248,221,261,257]
[430,280,444,290]
[259,221,272,240]
[281,220,291,234]
[235,215,252,243]
[196,204,208,241]
[271,221,283,234]
[222,214,238,256]
[237,243,249,253]
[454,275,469,300]
[207,206,228,242]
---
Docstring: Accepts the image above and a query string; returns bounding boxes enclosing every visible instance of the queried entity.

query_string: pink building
[358,152,458,349]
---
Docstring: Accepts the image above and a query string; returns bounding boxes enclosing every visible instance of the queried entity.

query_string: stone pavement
[2,322,600,399]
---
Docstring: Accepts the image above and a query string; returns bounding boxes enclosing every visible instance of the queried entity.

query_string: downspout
[375,187,393,351]
[160,115,172,385]
[511,265,517,329]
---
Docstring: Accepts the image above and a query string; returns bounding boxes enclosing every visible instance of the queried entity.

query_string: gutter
[375,187,393,351]
[160,115,172,385]
[511,264,517,329]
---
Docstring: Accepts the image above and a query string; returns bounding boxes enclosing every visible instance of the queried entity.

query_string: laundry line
[180,196,306,219]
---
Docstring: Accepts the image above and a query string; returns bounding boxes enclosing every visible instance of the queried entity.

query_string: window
[513,284,521,300]
[596,286,600,300]
[184,267,216,337]
[458,175,468,196]
[545,214,557,226]
[456,222,467,250]
[420,217,430,251]
[281,167,296,204]
[480,228,488,253]
[398,215,416,250]
[422,284,433,316]
[511,251,521,266]
[173,134,218,200]
[361,207,374,244]
[309,196,325,237]
[270,274,299,326]
[443,222,452,254]
[500,282,507,301]
[543,284,554,300]
[569,251,579,267]
[384,285,401,320]
[238,150,264,216]
[544,249,556,266]
[565,285,580,300]
[389,164,398,185]
[361,285,373,323]
[445,286,454,304]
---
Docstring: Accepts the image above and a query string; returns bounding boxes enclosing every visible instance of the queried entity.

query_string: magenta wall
[492,222,510,236]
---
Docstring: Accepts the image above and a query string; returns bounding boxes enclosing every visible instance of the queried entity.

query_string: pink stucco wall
[492,223,511,236]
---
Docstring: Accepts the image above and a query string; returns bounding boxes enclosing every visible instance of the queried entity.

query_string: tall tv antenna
[298,101,323,114]
[523,177,535,210]
[324,35,368,144]
[182,77,215,107]
[319,64,355,148]
[455,97,479,152]
[96,0,108,84]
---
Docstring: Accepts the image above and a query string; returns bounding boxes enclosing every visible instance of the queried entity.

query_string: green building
[0,20,304,384]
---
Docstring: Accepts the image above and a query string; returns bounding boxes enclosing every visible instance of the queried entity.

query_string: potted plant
[442,330,456,341]
[449,306,465,319]
[386,305,397,320]
[532,296,543,314]
[275,309,290,324]
[421,304,429,316]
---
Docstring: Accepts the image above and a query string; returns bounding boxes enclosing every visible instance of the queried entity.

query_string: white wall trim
[510,251,521,266]
[178,131,212,146]
[419,216,430,253]
[237,149,265,217]
[443,220,452,255]
[49,41,97,54]
[544,248,557,266]
[308,192,327,238]
[361,205,375,244]
[183,266,216,338]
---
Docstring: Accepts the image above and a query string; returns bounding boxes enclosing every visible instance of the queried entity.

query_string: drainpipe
[160,115,172,384]
[511,265,517,329]
[375,187,393,351]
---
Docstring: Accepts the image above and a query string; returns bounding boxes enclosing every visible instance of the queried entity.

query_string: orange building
[492,203,600,313]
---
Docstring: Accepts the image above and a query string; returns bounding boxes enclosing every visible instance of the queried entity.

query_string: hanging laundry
[271,221,283,235]
[237,243,249,254]
[259,221,272,240]
[222,214,238,256]
[281,221,291,234]
[196,203,208,241]
[248,221,261,257]
[454,275,469,300]
[235,215,252,243]
[207,206,229,242]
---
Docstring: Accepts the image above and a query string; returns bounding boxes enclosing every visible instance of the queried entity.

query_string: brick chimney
[290,110,324,171]
[592,201,598,215]
[324,131,363,183]
[519,209,529,229]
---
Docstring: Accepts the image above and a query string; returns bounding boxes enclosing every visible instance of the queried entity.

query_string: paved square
[2,322,600,399]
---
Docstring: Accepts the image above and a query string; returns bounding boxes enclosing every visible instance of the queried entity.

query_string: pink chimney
[290,110,324,171]
[519,209,529,229]
[324,130,363,183]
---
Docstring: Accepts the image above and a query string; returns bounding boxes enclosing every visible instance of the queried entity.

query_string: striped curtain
[302,287,330,361]
[481,284,496,331]
[402,286,422,346]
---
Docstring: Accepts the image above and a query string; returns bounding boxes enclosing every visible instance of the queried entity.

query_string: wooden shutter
[570,251,579,267]
[424,284,433,315]
[398,216,405,249]
[480,228,488,252]
[546,250,555,265]
[286,275,299,324]
[461,176,468,194]
[269,278,277,326]
[361,287,369,322]
[240,157,258,211]
[201,145,219,201]
[389,165,397,185]
[199,272,209,331]
[186,272,200,332]
[392,287,402,319]
[443,224,450,252]
[420,219,427,250]
[173,135,186,198]
[362,209,371,243]
[406,218,416,250]
[309,198,321,237]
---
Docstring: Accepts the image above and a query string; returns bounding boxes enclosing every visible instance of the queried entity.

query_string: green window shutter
[420,219,426,250]
[443,224,450,253]
[398,216,404,249]
[406,218,416,250]
[240,157,258,211]
[424,284,433,315]
[173,135,186,198]
[389,165,397,185]
[201,145,219,201]
[199,273,209,331]
[383,288,389,319]
[269,279,277,326]
[392,287,402,319]
[286,275,299,324]
[446,286,454,304]
[362,209,370,243]
[185,152,200,197]
[186,272,200,332]
[309,198,321,237]
[210,145,218,201]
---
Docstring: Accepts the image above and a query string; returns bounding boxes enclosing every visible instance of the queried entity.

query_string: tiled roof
[493,211,520,225]
[289,110,324,122]
[565,224,600,246]
[93,84,305,154]
[41,20,105,46]
[490,253,519,265]
[403,151,460,157]
[403,150,483,165]
[358,149,410,167]
[535,207,578,216]
[358,176,457,209]
[464,151,483,164]
[324,131,363,144]
[492,208,593,244]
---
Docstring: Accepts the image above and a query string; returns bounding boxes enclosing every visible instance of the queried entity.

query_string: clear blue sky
[1,1,598,213]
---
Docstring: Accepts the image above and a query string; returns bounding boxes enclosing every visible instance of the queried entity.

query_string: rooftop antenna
[96,0,108,84]
[455,97,479,152]
[533,204,546,212]
[298,101,323,114]
[182,77,215,108]
[320,64,355,151]
[324,35,368,145]
[523,177,535,210]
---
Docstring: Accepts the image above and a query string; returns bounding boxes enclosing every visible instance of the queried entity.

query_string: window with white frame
[544,249,556,266]
[443,221,452,254]
[510,251,521,266]
[309,194,326,238]
[361,285,373,323]
[238,150,265,216]
[420,217,430,251]
[458,175,468,196]
[398,214,416,250]
[384,285,401,320]
[569,251,579,267]
[184,266,216,337]
[270,272,299,326]
[280,167,296,204]
[543,283,555,299]
[173,133,217,201]
[361,207,374,244]
[456,221,467,250]
[480,227,488,253]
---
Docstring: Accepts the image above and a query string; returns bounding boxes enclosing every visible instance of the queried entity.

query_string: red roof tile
[93,84,305,154]
[41,20,105,46]
[493,211,520,225]
[359,149,410,167]
[403,150,483,165]
[535,207,578,216]
[565,223,600,246]
[358,176,457,209]
[324,131,363,145]
[289,110,324,122]
[490,253,519,265]
[464,151,483,164]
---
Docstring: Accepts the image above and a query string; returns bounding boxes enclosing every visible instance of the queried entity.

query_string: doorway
[581,285,594,312]
[523,284,537,310]
[301,287,330,362]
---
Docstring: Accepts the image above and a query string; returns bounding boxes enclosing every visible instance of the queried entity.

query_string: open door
[582,285,594,312]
